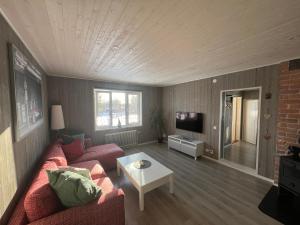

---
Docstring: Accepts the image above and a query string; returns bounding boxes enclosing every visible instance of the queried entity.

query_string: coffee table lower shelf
[117,157,174,211]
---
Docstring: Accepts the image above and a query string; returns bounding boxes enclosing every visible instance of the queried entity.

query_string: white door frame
[218,86,262,173]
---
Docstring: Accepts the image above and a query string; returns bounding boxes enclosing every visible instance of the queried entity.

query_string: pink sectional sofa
[71,144,125,171]
[8,141,125,225]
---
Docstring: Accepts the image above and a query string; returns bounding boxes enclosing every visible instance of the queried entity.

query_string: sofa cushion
[62,139,84,161]
[71,144,125,171]
[93,177,114,199]
[20,179,125,225]
[7,195,27,225]
[24,161,62,222]
[69,160,106,179]
[44,142,67,166]
[47,170,101,208]
[92,177,126,208]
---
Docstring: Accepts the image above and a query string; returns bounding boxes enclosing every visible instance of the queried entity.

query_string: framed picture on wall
[8,43,43,142]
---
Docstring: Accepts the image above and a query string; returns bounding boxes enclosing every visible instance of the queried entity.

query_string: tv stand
[168,135,204,160]
[181,136,193,141]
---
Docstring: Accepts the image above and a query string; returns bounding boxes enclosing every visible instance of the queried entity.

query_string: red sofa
[8,141,125,225]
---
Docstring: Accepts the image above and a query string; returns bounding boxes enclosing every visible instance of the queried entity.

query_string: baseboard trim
[202,155,275,184]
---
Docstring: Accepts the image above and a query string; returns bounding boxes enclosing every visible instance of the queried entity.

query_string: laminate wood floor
[107,143,281,225]
[223,141,257,169]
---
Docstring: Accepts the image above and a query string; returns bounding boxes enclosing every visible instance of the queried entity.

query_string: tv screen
[176,112,203,133]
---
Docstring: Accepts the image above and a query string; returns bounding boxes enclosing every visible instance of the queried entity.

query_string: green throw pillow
[57,167,92,180]
[47,170,101,208]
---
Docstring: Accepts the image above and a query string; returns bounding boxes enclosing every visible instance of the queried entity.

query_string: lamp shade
[51,105,65,130]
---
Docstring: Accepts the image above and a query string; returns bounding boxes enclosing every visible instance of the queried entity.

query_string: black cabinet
[279,156,300,196]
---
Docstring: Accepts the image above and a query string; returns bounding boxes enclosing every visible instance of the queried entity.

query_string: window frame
[94,88,142,131]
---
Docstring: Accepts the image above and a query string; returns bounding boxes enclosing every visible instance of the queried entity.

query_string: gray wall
[162,65,279,179]
[0,14,49,224]
[47,76,162,145]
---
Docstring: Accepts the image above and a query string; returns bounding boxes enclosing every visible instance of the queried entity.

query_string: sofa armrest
[84,137,93,149]
[28,189,125,225]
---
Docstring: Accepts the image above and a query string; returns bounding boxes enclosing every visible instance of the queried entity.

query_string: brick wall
[275,61,300,182]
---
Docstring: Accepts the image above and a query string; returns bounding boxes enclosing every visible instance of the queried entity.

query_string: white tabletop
[117,152,173,187]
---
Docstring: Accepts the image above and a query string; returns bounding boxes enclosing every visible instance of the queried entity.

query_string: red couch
[8,141,125,225]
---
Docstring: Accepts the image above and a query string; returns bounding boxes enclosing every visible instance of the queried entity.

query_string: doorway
[220,88,260,171]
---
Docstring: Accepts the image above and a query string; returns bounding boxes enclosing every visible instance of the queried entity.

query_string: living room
[0,1,300,225]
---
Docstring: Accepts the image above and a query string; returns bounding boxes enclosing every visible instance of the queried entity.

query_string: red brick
[280,62,289,73]
[279,118,298,123]
[289,73,300,79]
[287,127,298,133]
[278,109,299,113]
[287,94,300,99]
[279,80,290,87]
[287,114,300,119]
[277,124,287,129]
[286,123,299,128]
[281,88,300,93]
[279,95,288,100]
[276,63,300,183]
[279,75,288,79]
[279,99,300,104]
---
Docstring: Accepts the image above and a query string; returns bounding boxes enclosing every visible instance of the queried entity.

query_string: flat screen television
[176,112,203,133]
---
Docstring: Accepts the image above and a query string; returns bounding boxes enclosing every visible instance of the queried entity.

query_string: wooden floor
[223,141,257,169]
[108,143,281,225]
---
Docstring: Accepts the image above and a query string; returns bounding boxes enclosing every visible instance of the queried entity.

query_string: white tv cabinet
[168,135,204,160]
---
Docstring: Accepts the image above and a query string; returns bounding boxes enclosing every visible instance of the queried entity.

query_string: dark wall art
[9,44,43,141]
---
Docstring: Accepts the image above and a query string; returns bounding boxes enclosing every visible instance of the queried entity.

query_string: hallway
[223,141,257,169]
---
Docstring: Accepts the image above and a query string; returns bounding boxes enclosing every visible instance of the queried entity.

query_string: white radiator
[105,130,138,147]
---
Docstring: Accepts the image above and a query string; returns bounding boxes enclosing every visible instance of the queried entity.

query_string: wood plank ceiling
[0,0,300,86]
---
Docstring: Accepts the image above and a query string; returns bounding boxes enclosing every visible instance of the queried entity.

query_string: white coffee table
[117,152,174,211]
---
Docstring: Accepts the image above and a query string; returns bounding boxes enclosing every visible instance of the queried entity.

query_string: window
[94,89,142,130]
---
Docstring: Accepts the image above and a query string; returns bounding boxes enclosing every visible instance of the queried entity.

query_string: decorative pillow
[61,134,74,145]
[47,170,101,208]
[62,133,85,145]
[71,133,85,142]
[61,139,84,161]
[57,166,92,179]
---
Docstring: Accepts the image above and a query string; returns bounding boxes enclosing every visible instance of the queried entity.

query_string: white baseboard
[202,155,275,184]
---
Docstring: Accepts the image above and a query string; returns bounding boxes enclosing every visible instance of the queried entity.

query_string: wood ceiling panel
[0,0,299,86]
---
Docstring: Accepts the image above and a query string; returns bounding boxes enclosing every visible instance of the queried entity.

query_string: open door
[242,99,258,144]
[231,96,242,143]
[220,89,260,171]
